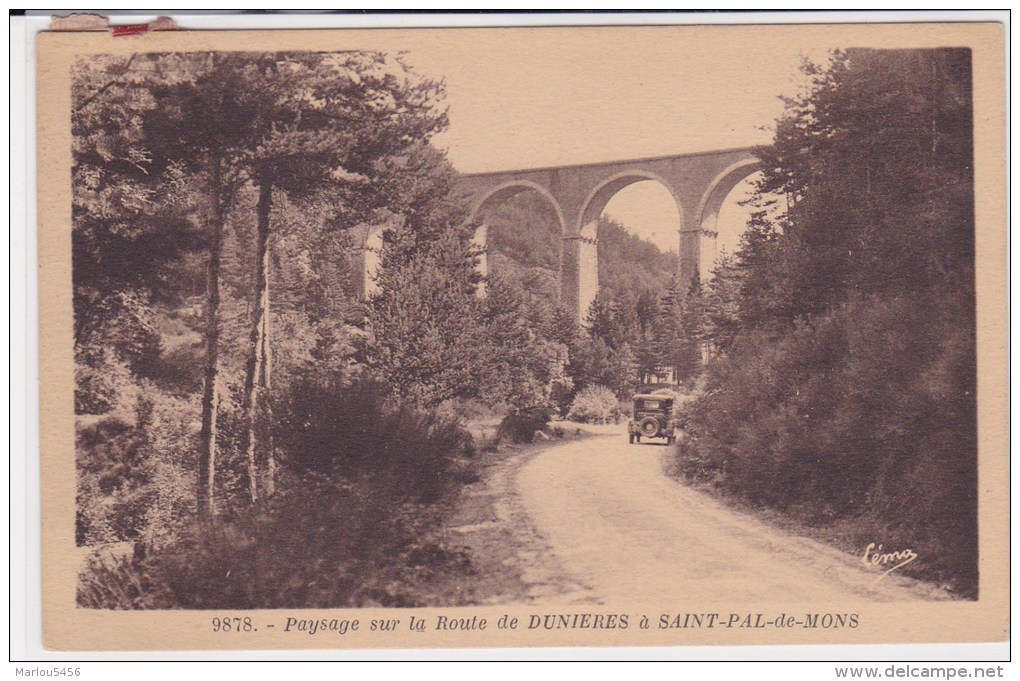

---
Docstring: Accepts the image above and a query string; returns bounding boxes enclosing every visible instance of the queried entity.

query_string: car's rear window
[640,399,662,409]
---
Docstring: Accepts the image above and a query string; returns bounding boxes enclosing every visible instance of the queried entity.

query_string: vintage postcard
[36,20,1007,652]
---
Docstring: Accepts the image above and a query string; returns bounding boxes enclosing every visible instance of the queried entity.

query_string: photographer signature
[861,542,917,589]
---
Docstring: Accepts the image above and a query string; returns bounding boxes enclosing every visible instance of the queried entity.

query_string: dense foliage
[567,385,623,424]
[73,46,977,605]
[484,191,685,408]
[78,367,477,609]
[675,49,977,595]
[72,51,524,607]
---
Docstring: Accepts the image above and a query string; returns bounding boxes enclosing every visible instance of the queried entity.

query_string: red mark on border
[51,14,177,36]
[111,23,151,38]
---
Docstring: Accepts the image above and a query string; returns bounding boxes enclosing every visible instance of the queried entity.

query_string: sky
[391,27,828,263]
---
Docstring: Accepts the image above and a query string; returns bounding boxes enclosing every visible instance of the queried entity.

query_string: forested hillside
[485,191,688,392]
[73,51,574,608]
[485,191,678,313]
[69,46,976,609]
[674,48,978,596]
[596,216,678,301]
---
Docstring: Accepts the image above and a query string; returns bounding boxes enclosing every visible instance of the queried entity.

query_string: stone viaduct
[353,146,761,319]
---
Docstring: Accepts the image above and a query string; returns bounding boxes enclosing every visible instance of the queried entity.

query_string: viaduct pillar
[454,147,762,320]
[560,231,599,322]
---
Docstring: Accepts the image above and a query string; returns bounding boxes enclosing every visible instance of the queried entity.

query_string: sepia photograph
[33,19,1007,651]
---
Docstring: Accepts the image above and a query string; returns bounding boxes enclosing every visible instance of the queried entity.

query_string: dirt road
[516,433,951,605]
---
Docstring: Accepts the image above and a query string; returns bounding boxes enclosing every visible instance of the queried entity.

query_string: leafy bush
[76,391,197,546]
[74,346,138,415]
[78,465,472,609]
[78,366,480,609]
[498,406,552,443]
[567,385,622,424]
[671,49,978,597]
[77,551,173,610]
[275,370,474,503]
[676,293,977,595]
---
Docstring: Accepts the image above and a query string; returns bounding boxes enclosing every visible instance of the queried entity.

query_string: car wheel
[639,416,660,438]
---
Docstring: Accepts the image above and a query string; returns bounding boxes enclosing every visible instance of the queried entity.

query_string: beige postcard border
[36,22,1007,651]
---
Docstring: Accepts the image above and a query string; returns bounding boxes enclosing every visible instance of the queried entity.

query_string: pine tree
[684,49,978,591]
[220,52,448,502]
[366,230,485,408]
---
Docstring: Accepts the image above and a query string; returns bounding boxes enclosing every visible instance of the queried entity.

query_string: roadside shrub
[675,292,977,595]
[275,370,474,503]
[77,551,173,610]
[77,367,479,611]
[78,469,472,609]
[549,380,575,417]
[498,406,552,443]
[567,385,621,424]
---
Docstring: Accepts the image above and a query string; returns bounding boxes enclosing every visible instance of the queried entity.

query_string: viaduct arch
[457,146,761,320]
[350,147,762,319]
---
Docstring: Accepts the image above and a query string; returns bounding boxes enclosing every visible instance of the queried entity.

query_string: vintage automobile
[627,392,678,445]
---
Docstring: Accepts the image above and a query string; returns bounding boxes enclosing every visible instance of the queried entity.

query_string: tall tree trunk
[241,178,272,503]
[259,267,275,497]
[197,151,225,521]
